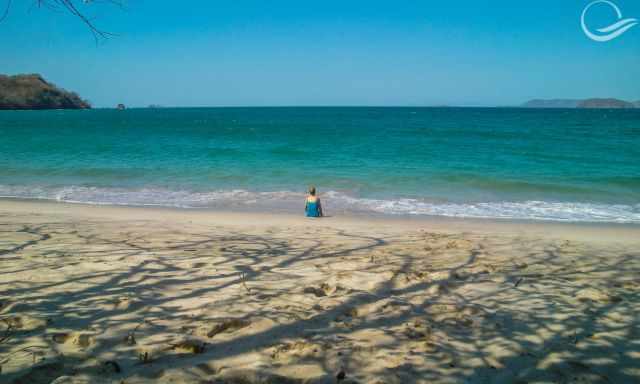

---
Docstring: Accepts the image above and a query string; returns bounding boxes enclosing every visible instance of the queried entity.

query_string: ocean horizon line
[76,104,639,110]
[95,105,518,109]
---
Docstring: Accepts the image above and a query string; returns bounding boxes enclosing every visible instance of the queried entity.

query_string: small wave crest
[332,193,640,223]
[0,185,304,209]
[0,185,639,224]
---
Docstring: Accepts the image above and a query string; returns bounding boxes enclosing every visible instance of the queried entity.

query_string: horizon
[1,0,639,108]
[85,100,640,109]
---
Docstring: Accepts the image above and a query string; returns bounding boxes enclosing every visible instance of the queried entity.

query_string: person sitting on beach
[305,186,324,218]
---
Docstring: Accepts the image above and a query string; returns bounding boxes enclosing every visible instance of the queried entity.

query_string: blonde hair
[308,186,316,196]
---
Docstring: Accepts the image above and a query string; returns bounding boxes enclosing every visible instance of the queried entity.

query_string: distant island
[523,98,639,109]
[0,74,90,110]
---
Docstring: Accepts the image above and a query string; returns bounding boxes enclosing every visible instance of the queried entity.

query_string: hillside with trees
[523,98,638,109]
[0,74,90,110]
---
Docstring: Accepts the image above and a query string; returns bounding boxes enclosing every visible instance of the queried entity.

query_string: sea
[1,107,639,223]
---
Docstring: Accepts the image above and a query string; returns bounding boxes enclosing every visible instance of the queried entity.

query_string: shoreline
[2,197,640,243]
[2,185,639,225]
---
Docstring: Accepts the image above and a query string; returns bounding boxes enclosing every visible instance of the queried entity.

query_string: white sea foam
[1,185,639,224]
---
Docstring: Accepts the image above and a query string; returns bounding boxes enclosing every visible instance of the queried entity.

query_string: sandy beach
[1,199,639,384]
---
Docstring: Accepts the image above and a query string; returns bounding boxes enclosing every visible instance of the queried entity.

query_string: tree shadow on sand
[0,219,639,383]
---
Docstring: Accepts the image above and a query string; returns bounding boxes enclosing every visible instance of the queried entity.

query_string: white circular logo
[581,0,638,42]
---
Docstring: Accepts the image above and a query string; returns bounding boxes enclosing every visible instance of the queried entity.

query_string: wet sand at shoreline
[1,200,639,383]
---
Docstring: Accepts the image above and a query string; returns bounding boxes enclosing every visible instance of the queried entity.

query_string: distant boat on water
[117,103,126,110]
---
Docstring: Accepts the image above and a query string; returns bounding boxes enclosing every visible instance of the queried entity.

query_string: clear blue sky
[1,0,639,107]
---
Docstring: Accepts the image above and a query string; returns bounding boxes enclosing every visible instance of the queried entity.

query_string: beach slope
[0,200,639,383]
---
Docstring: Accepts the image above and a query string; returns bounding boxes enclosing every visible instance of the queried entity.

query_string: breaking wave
[1,185,639,224]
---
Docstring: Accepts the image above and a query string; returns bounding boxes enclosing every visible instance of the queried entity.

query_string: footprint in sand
[334,306,360,325]
[1,315,49,331]
[427,282,449,295]
[575,288,623,304]
[404,322,432,341]
[377,299,413,315]
[446,239,473,250]
[403,271,429,283]
[51,332,95,348]
[303,283,337,297]
[452,271,471,281]
[137,338,206,363]
[455,314,475,328]
[170,339,207,354]
[271,340,324,360]
[112,296,141,310]
[194,318,252,338]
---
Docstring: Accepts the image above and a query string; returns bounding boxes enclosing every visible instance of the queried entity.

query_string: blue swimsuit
[306,199,321,217]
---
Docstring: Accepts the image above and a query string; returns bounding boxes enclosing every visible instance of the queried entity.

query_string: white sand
[1,199,639,383]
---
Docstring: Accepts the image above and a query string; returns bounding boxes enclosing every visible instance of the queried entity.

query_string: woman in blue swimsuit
[305,186,324,218]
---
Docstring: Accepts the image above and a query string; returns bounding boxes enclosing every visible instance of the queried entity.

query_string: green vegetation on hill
[522,99,581,108]
[0,74,90,110]
[523,98,638,109]
[577,98,635,109]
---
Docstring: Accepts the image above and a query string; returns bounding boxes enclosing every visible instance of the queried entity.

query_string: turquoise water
[1,107,639,222]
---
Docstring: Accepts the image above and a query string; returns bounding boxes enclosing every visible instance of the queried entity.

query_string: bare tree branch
[0,0,12,23]
[2,0,120,41]
[57,0,116,41]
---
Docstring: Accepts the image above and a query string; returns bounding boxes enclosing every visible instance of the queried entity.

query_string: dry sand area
[0,200,639,384]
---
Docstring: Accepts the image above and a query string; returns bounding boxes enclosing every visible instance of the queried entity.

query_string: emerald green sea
[1,107,639,222]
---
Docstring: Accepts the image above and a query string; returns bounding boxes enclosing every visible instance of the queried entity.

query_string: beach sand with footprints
[0,200,639,383]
